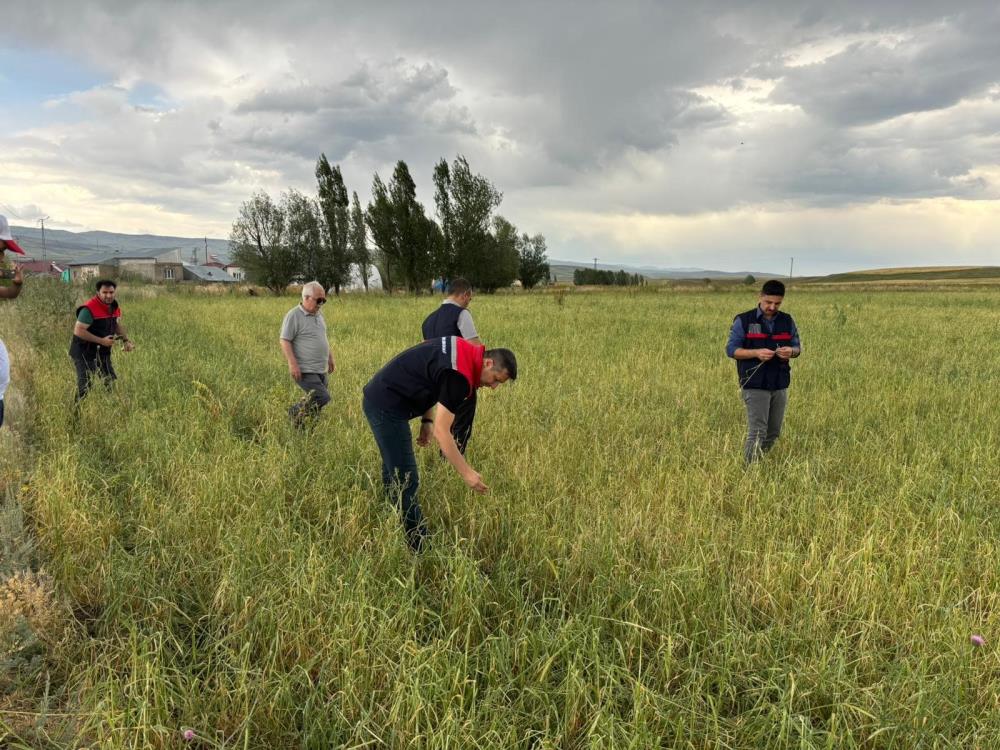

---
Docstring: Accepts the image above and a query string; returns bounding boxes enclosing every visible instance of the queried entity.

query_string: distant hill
[5,227,779,279]
[549,259,780,281]
[9,226,993,284]
[800,266,1000,283]
[7,225,231,264]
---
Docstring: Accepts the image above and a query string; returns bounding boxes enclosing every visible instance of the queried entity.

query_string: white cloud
[1,1,998,269]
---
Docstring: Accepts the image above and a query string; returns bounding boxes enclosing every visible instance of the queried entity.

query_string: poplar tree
[447,155,502,281]
[315,154,352,294]
[366,161,436,292]
[349,191,372,291]
[518,232,550,289]
[432,158,456,281]
[283,189,323,287]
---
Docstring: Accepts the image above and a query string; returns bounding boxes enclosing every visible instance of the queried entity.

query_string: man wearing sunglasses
[280,281,336,427]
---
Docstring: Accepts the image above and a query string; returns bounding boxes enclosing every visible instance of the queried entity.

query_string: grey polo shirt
[280,304,330,374]
[442,300,479,340]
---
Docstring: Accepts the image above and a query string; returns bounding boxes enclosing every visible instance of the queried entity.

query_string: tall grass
[5,285,1000,747]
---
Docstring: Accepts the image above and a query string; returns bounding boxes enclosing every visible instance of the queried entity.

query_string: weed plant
[6,286,1000,747]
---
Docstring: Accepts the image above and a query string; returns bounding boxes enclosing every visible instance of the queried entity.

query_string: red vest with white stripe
[363,336,485,418]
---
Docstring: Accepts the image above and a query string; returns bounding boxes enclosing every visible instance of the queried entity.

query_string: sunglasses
[308,296,327,305]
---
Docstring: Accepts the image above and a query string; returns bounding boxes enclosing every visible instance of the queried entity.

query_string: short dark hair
[761,279,785,296]
[484,348,517,381]
[96,279,117,291]
[448,278,472,296]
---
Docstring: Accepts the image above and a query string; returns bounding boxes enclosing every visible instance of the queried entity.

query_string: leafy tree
[465,215,518,292]
[442,156,502,281]
[431,158,456,281]
[366,173,396,291]
[229,191,295,294]
[743,274,756,285]
[366,161,436,293]
[349,191,372,291]
[392,161,436,292]
[518,232,550,289]
[315,154,352,294]
[572,267,644,286]
[282,189,323,286]
[417,213,445,289]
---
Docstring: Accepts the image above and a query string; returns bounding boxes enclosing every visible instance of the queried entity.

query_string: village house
[19,260,67,279]
[223,263,246,281]
[182,264,237,283]
[68,248,185,283]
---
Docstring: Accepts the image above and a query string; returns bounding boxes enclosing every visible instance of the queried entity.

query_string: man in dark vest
[726,279,801,463]
[362,337,517,551]
[70,279,135,401]
[420,277,481,454]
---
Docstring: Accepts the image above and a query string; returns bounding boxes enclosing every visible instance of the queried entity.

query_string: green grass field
[3,283,999,748]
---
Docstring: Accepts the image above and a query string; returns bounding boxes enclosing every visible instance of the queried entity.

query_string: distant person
[280,281,336,428]
[726,279,801,463]
[421,277,482,454]
[0,215,26,426]
[362,337,517,551]
[70,279,135,401]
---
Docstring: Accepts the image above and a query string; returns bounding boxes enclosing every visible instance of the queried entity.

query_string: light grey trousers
[741,388,789,463]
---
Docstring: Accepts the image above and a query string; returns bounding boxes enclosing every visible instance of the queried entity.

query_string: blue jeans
[362,397,427,551]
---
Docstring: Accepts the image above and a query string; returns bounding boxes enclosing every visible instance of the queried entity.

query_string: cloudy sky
[2,1,999,273]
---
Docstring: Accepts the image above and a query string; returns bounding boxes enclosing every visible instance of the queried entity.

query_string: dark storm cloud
[769,13,1000,127]
[3,0,999,249]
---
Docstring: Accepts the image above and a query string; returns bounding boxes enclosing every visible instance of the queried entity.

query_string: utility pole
[37,215,51,260]
[789,257,794,280]
[204,237,209,265]
[593,257,598,271]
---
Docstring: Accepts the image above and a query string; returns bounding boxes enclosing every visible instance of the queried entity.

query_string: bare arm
[73,321,114,348]
[280,339,301,380]
[114,319,135,351]
[432,404,487,493]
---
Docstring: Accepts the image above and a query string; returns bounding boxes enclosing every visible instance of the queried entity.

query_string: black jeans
[72,352,117,401]
[452,391,477,455]
[362,397,427,551]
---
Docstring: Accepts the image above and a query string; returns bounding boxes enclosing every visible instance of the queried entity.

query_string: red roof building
[18,260,65,277]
